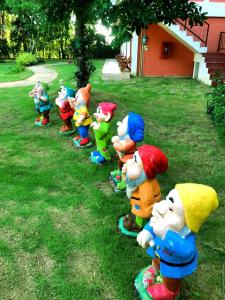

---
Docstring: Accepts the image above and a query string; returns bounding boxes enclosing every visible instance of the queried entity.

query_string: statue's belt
[155,252,196,267]
[131,192,160,201]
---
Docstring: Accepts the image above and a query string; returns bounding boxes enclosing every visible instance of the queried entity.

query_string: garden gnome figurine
[70,83,93,147]
[110,112,144,191]
[90,102,117,164]
[135,183,219,300]
[29,81,52,126]
[118,145,168,237]
[55,86,75,134]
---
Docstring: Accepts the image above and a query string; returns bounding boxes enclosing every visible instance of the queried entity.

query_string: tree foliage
[98,0,207,43]
[207,78,225,132]
[86,29,119,58]
[2,0,208,86]
[38,0,207,87]
[4,0,45,52]
[37,0,100,88]
[3,0,73,57]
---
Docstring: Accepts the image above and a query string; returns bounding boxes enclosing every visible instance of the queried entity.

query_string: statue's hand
[111,136,119,143]
[122,163,127,174]
[68,97,75,108]
[137,230,153,248]
[90,122,100,130]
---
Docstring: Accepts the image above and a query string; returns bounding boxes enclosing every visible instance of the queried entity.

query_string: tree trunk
[0,11,4,38]
[60,38,66,59]
[23,40,28,52]
[74,11,95,89]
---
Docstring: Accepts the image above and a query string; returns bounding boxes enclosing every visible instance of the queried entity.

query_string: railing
[176,19,209,47]
[218,32,225,52]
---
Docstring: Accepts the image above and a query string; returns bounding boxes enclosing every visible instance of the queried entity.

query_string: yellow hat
[175,183,219,233]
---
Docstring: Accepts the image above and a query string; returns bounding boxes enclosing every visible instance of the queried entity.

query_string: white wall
[120,42,131,57]
[196,1,225,17]
[120,43,126,56]
[131,32,139,75]
[193,53,212,85]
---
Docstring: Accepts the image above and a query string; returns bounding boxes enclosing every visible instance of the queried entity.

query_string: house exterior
[120,0,225,85]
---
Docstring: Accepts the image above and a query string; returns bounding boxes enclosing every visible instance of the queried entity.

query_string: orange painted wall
[141,24,194,77]
[209,0,225,2]
[206,18,225,52]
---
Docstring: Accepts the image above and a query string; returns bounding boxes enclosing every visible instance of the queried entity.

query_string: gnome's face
[94,106,111,122]
[125,151,147,198]
[75,90,85,107]
[117,116,128,137]
[126,151,143,180]
[150,189,186,239]
[34,83,43,96]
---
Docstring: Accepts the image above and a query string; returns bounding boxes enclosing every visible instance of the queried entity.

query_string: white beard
[126,170,147,199]
[150,210,185,239]
[126,185,138,199]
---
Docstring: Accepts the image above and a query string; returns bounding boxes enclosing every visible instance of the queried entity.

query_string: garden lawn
[0,60,224,300]
[0,61,33,82]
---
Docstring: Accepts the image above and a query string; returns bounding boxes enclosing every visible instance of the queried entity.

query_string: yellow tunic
[73,106,92,127]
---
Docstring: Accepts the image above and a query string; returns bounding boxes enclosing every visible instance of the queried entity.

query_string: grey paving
[0,64,58,88]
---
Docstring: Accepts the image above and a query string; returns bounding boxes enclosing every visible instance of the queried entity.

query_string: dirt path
[0,64,58,88]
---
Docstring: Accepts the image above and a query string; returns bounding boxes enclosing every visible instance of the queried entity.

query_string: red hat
[98,102,117,120]
[138,145,168,179]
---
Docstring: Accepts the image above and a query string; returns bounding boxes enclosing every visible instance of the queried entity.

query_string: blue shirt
[144,223,198,279]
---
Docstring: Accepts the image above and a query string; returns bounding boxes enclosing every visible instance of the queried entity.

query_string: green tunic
[94,122,112,160]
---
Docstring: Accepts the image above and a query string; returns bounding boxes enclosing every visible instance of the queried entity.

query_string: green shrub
[16,52,37,66]
[207,82,225,132]
[9,64,25,73]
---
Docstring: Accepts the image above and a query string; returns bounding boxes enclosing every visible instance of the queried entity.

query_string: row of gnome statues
[29,82,219,300]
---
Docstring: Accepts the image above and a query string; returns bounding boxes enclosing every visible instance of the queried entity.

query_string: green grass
[0,61,33,82]
[0,60,224,300]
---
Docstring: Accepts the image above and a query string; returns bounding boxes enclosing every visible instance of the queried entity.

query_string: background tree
[38,0,207,88]
[5,0,45,53]
[3,0,75,59]
[86,28,119,58]
[0,0,10,61]
[2,0,207,86]
[38,0,98,88]
[99,0,207,44]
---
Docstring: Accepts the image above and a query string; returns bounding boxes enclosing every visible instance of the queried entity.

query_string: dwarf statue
[55,86,75,134]
[118,145,168,237]
[70,83,93,148]
[136,183,219,300]
[28,81,52,126]
[110,112,144,191]
[90,102,117,164]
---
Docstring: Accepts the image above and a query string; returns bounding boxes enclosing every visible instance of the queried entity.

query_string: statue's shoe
[147,283,180,300]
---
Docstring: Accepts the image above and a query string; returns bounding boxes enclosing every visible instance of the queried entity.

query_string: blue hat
[127,112,144,142]
[65,87,76,98]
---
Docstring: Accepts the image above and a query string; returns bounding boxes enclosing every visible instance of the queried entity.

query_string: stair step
[165,23,207,52]
[206,63,225,68]
[176,23,206,46]
[208,69,225,75]
[204,53,225,59]
[205,57,225,63]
